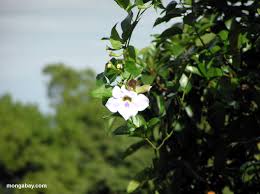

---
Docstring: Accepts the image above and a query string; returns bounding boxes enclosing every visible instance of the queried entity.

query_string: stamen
[122,96,132,102]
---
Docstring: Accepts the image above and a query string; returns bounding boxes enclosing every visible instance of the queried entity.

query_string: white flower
[105,85,149,120]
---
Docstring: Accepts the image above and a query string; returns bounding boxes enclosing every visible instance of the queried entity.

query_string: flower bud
[107,63,113,69]
[127,79,137,90]
[116,63,123,69]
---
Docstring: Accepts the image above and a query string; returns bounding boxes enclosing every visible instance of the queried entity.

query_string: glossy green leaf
[135,85,152,94]
[132,115,146,128]
[179,73,188,88]
[114,0,130,10]
[185,65,202,76]
[125,60,142,77]
[110,24,122,50]
[127,180,140,193]
[121,11,133,42]
[155,94,165,116]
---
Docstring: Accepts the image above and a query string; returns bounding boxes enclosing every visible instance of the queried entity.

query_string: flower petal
[105,97,119,113]
[133,94,149,111]
[112,86,122,98]
[118,102,138,120]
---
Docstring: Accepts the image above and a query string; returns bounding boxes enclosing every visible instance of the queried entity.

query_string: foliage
[96,0,260,193]
[0,64,153,194]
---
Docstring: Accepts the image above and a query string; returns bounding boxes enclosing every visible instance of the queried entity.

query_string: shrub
[95,0,260,193]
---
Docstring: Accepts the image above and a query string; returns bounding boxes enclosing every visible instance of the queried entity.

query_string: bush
[95,0,260,193]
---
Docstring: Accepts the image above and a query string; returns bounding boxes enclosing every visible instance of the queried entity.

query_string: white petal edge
[105,97,119,113]
[112,86,122,98]
[133,94,149,111]
[118,102,138,120]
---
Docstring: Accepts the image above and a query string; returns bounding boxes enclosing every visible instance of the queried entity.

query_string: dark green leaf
[121,140,146,159]
[183,12,195,25]
[110,24,122,50]
[121,11,133,42]
[114,0,130,10]
[159,25,183,39]
[113,125,130,135]
[125,45,136,61]
[148,118,160,128]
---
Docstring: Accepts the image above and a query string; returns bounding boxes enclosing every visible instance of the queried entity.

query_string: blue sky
[0,0,171,113]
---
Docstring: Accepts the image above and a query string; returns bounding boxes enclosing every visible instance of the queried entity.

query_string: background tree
[0,64,153,194]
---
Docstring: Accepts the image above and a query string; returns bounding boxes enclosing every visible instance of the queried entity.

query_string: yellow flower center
[122,96,132,102]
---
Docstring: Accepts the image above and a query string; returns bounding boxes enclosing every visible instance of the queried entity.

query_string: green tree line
[0,64,153,194]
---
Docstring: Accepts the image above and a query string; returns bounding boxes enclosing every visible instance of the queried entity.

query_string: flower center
[122,96,132,102]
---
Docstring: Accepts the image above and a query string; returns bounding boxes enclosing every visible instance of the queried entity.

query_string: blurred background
[0,0,172,193]
[0,0,168,113]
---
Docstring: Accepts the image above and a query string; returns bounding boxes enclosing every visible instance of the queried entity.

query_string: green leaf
[125,60,143,77]
[222,186,234,194]
[183,12,195,25]
[198,63,207,77]
[184,0,192,5]
[135,0,146,9]
[113,125,130,135]
[240,161,260,183]
[135,85,152,93]
[155,94,165,116]
[127,180,140,193]
[207,67,223,78]
[154,11,182,26]
[141,74,156,84]
[169,42,185,57]
[179,73,192,93]
[229,19,241,67]
[125,45,136,61]
[218,30,228,41]
[179,73,188,88]
[114,0,130,10]
[105,116,116,133]
[165,1,177,12]
[185,105,193,118]
[91,85,112,99]
[132,115,146,128]
[148,118,160,128]
[121,11,133,42]
[185,65,202,76]
[96,72,110,86]
[110,24,122,50]
[121,140,146,159]
[195,33,216,46]
[172,120,184,131]
[154,6,184,26]
[159,25,183,39]
[153,17,165,26]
